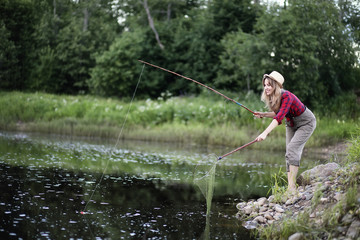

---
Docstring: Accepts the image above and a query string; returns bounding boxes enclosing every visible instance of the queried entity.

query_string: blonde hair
[261,77,283,113]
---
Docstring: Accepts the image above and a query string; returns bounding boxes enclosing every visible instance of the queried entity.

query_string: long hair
[261,77,283,113]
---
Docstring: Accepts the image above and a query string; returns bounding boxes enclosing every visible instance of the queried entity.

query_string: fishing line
[138,60,255,114]
[81,64,145,214]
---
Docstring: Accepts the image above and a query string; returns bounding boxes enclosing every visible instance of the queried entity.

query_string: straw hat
[262,71,284,88]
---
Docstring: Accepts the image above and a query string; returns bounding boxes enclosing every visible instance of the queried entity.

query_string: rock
[274,205,285,213]
[254,216,266,223]
[267,220,274,225]
[285,195,301,206]
[341,213,354,225]
[294,196,302,203]
[317,184,330,193]
[298,163,340,185]
[243,220,258,230]
[243,205,254,215]
[257,197,267,206]
[346,220,360,239]
[264,213,274,220]
[303,193,313,201]
[320,197,328,203]
[285,199,293,205]
[334,192,343,202]
[236,202,246,210]
[324,182,332,190]
[337,226,348,234]
[288,232,304,240]
[268,195,275,203]
[259,206,267,213]
[273,213,282,220]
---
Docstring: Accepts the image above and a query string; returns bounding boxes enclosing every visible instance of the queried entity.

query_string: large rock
[257,197,267,206]
[297,163,340,185]
[288,232,304,240]
[346,220,360,239]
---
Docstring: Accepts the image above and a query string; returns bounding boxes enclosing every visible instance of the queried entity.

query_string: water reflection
[0,132,323,239]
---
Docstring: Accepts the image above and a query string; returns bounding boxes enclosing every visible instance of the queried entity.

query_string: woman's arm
[256,119,279,142]
[253,112,276,118]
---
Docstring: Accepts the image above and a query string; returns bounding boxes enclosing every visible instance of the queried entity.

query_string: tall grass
[267,167,288,202]
[0,91,358,148]
[346,128,360,164]
[0,91,262,126]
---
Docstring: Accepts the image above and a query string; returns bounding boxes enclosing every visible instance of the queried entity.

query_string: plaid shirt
[274,90,306,126]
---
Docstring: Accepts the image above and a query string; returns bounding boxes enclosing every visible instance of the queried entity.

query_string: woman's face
[264,78,274,96]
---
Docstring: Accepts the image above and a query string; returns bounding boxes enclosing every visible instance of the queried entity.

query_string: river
[0,131,325,239]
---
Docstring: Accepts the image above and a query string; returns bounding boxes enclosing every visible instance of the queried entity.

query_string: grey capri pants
[285,108,316,172]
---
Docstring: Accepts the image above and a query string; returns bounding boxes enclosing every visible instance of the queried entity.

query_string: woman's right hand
[253,112,263,119]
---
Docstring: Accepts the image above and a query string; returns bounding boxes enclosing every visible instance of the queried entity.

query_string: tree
[215,29,266,92]
[88,28,145,97]
[162,0,260,96]
[0,0,37,90]
[208,0,260,39]
[28,0,121,94]
[217,0,358,106]
[339,0,360,45]
[0,21,18,89]
[52,22,94,93]
[338,0,360,85]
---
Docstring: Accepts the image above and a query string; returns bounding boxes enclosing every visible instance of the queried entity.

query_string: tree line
[1,0,359,108]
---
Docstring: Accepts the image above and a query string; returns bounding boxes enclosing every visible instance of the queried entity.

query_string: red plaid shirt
[274,90,306,126]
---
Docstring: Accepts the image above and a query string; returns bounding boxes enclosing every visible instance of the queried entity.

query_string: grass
[267,168,288,202]
[0,91,359,150]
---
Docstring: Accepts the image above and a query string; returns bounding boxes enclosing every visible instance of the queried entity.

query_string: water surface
[0,132,324,239]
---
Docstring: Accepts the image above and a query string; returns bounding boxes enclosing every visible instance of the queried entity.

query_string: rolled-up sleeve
[274,91,293,125]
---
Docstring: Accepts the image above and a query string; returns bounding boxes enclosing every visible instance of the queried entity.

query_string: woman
[254,71,316,193]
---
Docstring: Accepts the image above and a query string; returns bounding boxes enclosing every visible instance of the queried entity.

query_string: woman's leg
[285,124,295,172]
[286,126,298,192]
[288,165,298,191]
[285,110,316,191]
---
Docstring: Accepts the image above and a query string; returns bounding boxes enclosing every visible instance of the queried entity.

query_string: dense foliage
[1,0,359,108]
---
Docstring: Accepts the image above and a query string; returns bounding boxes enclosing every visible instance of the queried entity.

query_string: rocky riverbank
[236,163,360,240]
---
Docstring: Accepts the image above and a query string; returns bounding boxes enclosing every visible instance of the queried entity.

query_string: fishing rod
[218,139,257,160]
[138,60,255,114]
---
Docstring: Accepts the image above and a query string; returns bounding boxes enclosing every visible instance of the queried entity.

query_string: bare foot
[286,187,298,197]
